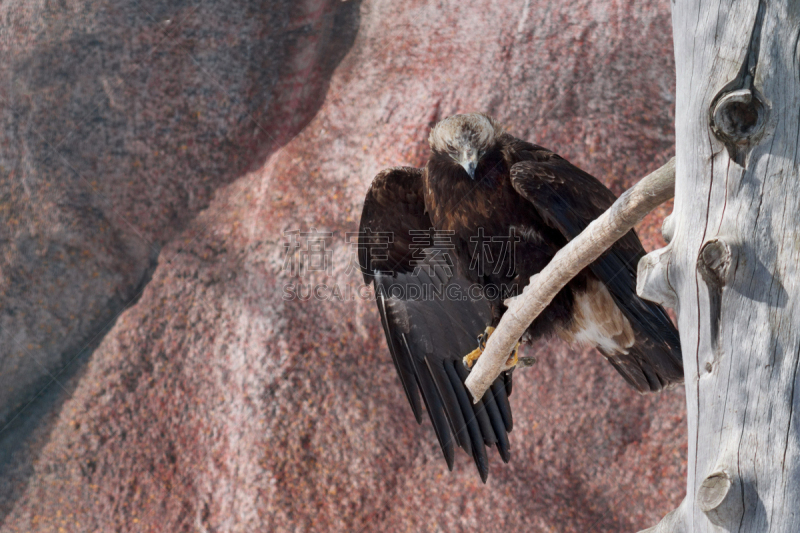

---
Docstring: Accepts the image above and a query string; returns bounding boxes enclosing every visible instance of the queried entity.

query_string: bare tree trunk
[638,1,800,531]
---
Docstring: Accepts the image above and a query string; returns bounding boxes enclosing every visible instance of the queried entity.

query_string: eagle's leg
[463,326,520,370]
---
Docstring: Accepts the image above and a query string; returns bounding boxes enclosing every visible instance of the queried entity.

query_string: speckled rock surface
[0,0,686,531]
[0,0,359,427]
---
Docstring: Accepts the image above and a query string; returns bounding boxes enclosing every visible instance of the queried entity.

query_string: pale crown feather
[428,113,503,156]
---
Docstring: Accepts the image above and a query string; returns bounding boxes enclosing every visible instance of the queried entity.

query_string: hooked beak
[460,156,478,179]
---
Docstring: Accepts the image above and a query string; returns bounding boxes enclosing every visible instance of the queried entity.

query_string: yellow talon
[462,326,522,370]
[462,326,496,369]
[463,346,484,369]
[504,342,521,370]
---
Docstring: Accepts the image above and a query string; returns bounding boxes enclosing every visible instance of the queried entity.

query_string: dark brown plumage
[358,113,682,483]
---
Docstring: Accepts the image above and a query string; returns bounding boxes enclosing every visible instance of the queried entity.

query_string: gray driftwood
[639,0,800,531]
[464,158,676,402]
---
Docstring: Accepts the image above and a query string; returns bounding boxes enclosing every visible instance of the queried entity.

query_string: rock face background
[0,0,686,531]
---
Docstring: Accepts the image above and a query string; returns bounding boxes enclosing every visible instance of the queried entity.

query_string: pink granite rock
[0,0,686,531]
[0,0,359,428]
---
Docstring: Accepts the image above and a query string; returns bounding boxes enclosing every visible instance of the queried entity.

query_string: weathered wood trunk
[637,1,800,531]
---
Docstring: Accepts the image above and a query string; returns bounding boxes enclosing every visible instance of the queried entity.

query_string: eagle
[358,113,682,482]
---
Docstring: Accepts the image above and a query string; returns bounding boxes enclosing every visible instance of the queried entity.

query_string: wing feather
[376,290,422,422]
[403,333,455,470]
[491,379,513,433]
[479,379,511,463]
[508,153,683,392]
[359,167,512,482]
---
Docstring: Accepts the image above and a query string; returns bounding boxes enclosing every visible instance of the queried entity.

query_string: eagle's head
[428,113,503,179]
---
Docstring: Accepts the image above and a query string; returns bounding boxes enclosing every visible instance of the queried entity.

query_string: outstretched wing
[359,167,513,482]
[508,150,683,392]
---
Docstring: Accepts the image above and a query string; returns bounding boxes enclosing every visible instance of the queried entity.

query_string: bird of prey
[358,113,682,483]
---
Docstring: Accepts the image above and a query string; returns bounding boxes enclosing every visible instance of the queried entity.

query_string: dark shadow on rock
[0,245,159,523]
[0,0,361,524]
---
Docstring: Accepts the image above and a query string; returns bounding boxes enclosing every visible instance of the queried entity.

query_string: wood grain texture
[638,0,800,530]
